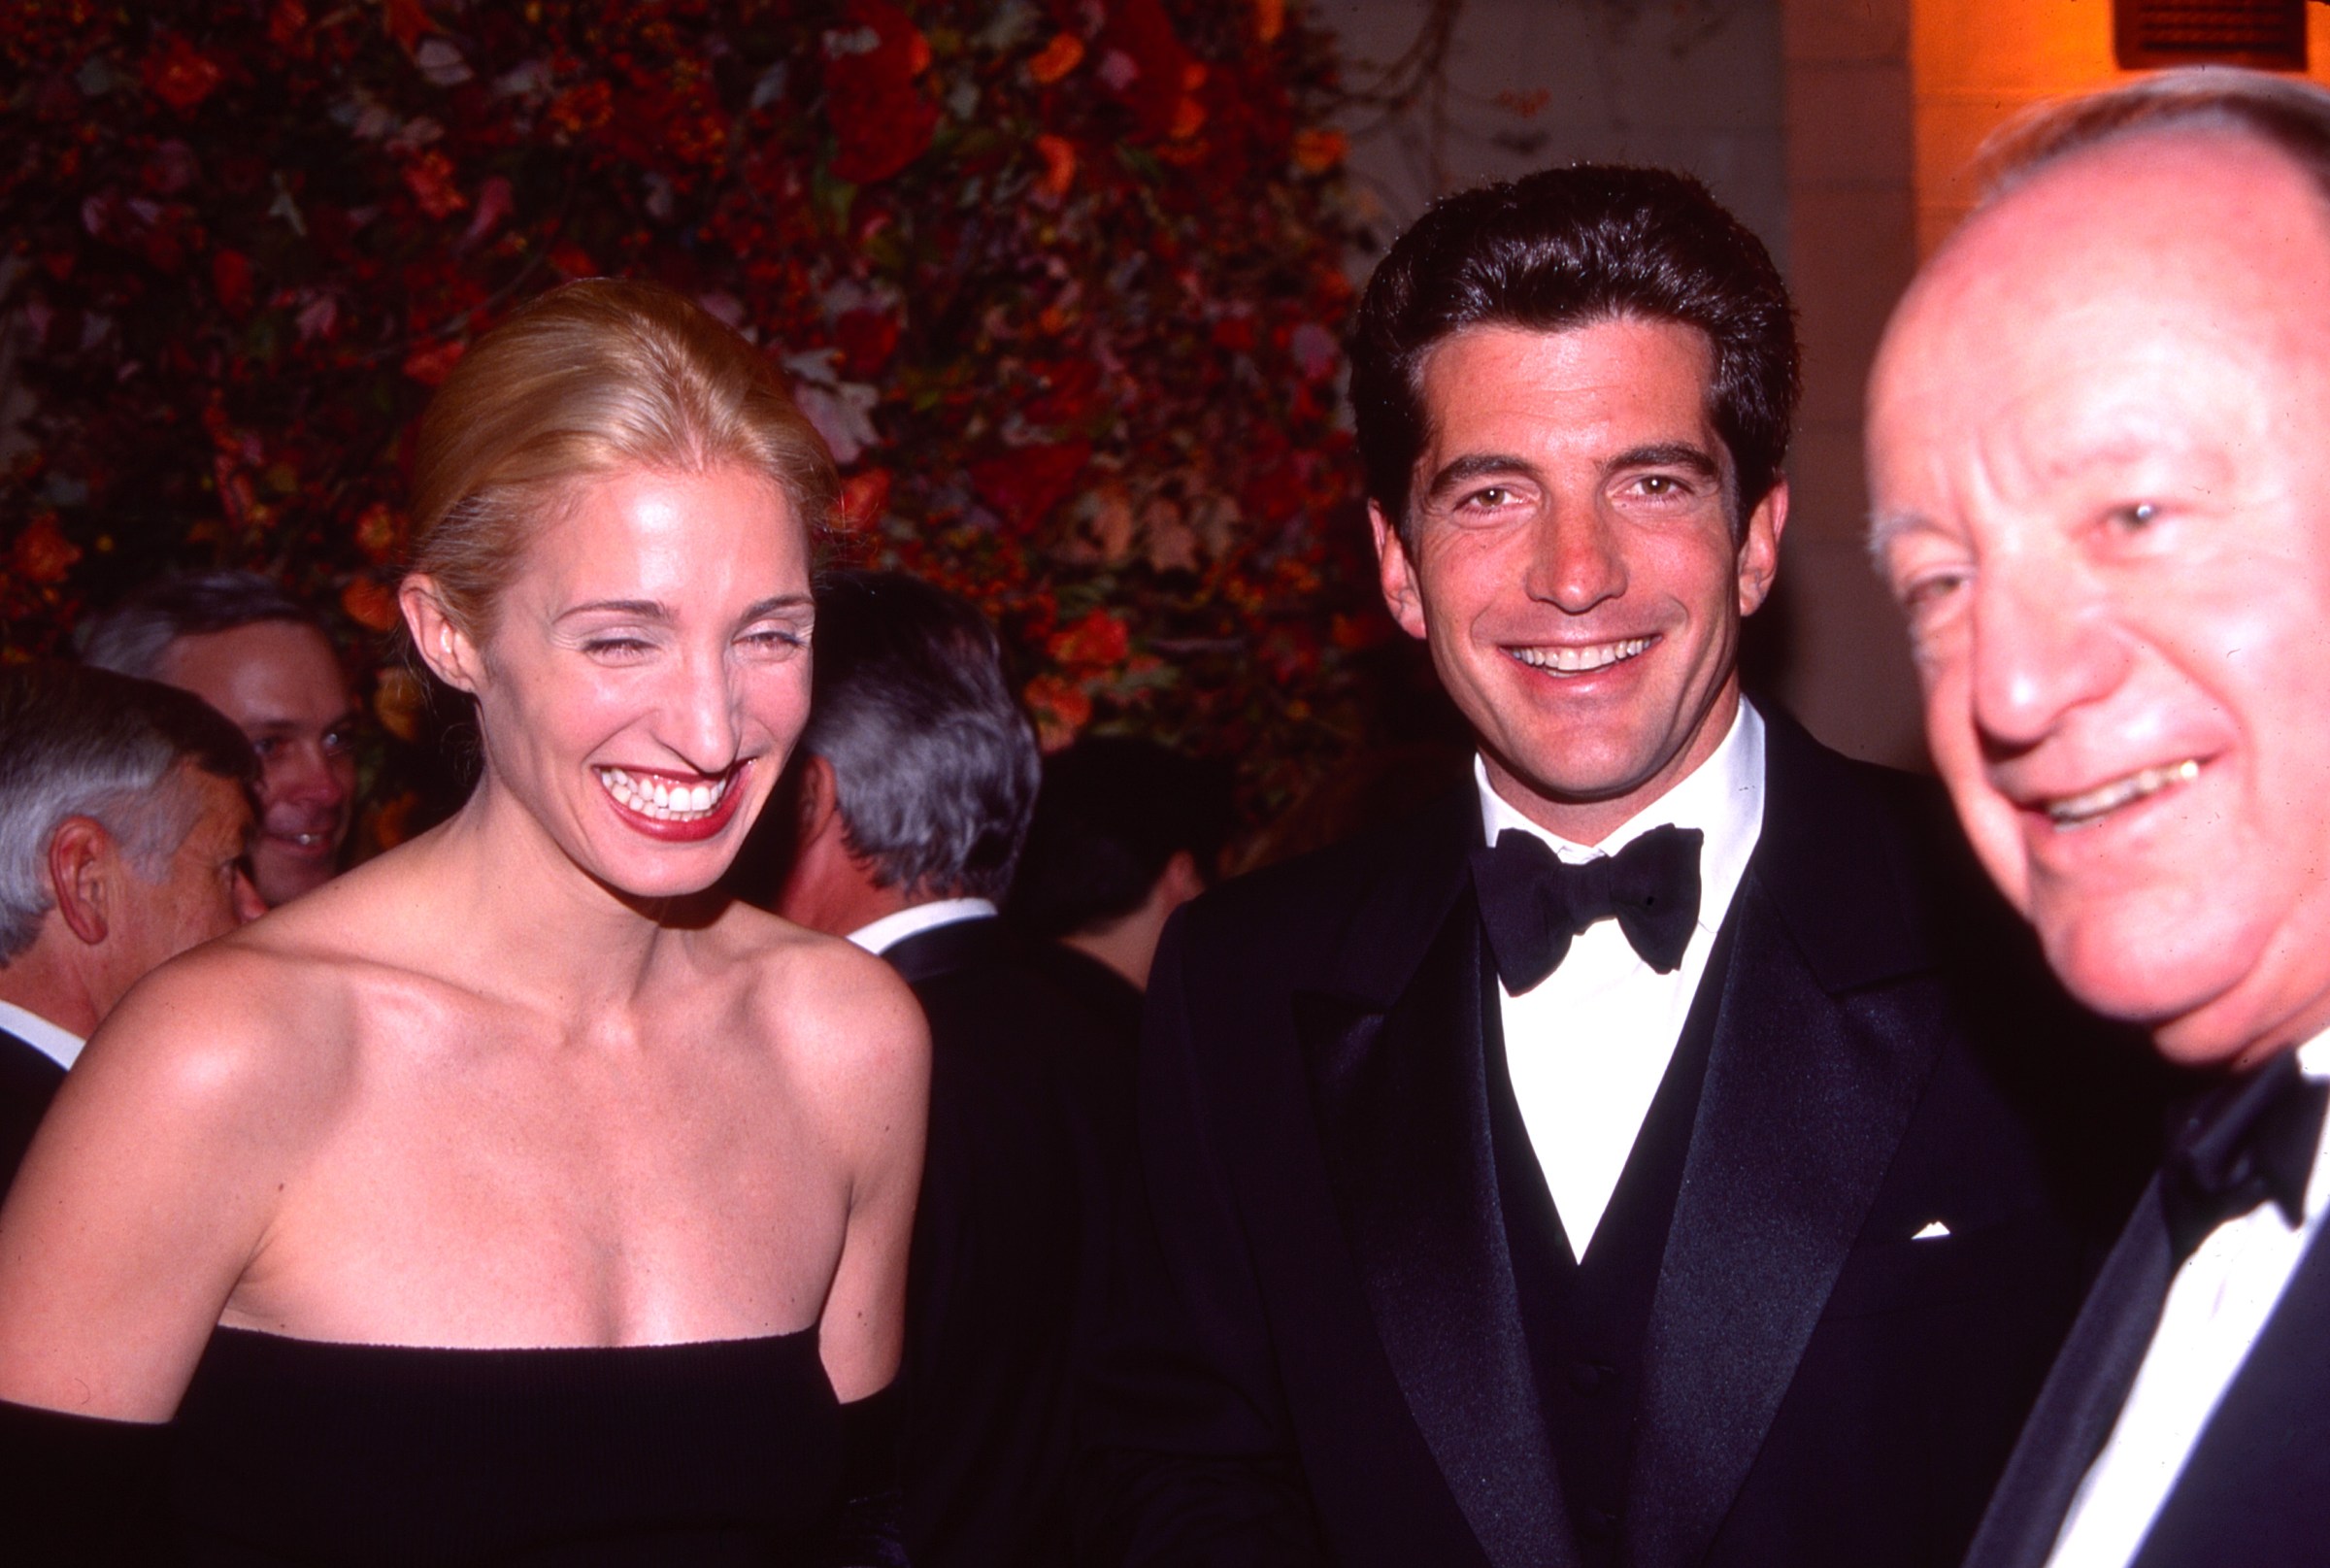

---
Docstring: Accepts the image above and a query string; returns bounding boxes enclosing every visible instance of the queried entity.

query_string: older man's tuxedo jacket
[886,915,1132,1568]
[1964,1173,2330,1568]
[1078,713,2160,1568]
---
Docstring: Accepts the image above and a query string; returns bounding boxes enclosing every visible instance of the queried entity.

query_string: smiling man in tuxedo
[1078,165,2158,1568]
[1869,71,2330,1568]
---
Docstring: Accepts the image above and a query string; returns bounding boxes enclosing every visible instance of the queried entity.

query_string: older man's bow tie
[2162,1050,2330,1264]
[1469,824,1703,994]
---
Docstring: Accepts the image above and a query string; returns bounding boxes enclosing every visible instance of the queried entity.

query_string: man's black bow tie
[1469,823,1704,994]
[2161,1050,2330,1264]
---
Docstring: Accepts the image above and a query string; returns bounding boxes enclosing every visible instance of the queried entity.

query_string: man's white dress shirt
[0,998,85,1071]
[2043,1030,2330,1568]
[1478,700,1765,1257]
[847,897,998,957]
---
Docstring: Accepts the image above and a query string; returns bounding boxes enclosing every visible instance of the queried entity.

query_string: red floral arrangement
[1,0,1381,835]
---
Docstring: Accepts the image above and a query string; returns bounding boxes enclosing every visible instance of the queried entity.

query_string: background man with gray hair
[0,662,261,1189]
[81,569,359,908]
[764,570,1121,1568]
[1869,67,2330,1568]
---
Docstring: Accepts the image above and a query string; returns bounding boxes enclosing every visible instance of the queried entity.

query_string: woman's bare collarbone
[214,860,852,1351]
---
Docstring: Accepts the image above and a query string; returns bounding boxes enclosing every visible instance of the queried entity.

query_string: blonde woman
[0,281,927,1562]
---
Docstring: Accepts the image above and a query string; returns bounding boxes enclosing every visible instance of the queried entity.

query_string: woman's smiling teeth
[595,766,734,822]
[2045,758,2201,829]
[1509,637,1652,674]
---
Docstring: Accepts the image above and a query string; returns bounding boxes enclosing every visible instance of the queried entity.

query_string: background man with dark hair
[1006,735,1233,1041]
[80,569,360,907]
[769,570,1118,1568]
[1079,164,2157,1568]
[1869,70,2330,1568]
[0,663,261,1188]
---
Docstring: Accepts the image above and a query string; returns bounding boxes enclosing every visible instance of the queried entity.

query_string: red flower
[1028,33,1084,85]
[13,517,82,584]
[548,242,596,278]
[971,441,1089,534]
[824,0,939,183]
[836,467,891,531]
[383,0,431,50]
[549,82,615,137]
[1023,674,1093,751]
[353,502,402,561]
[1026,357,1099,428]
[145,36,225,115]
[401,150,468,219]
[340,578,401,632]
[1095,0,1202,145]
[373,671,426,746]
[212,249,253,315]
[268,0,310,52]
[1293,128,1347,173]
[835,309,900,378]
[1033,134,1077,200]
[402,339,465,385]
[1048,610,1130,670]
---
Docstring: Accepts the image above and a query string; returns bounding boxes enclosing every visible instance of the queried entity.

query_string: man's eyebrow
[240,706,364,731]
[1865,509,1928,565]
[1608,442,1721,479]
[1422,452,1545,502]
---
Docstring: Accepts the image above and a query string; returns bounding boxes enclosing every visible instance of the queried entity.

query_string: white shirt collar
[847,897,998,956]
[0,998,85,1072]
[1475,698,1767,940]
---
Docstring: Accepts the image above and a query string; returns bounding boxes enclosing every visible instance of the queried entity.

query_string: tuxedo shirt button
[1568,1359,1610,1394]
[1581,1506,1617,1540]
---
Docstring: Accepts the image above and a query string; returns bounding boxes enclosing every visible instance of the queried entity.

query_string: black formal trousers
[1077,712,2162,1568]
[1964,1175,2330,1568]
[883,916,1130,1568]
[0,1025,66,1195]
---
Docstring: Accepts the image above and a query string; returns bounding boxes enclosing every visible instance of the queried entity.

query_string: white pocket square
[1912,1219,1951,1241]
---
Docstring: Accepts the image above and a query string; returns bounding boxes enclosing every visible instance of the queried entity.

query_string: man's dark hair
[1005,736,1234,942]
[78,568,330,679]
[1348,163,1799,546]
[799,571,1040,902]
[0,662,258,961]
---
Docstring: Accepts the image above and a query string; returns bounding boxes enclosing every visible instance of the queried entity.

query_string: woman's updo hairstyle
[407,279,839,639]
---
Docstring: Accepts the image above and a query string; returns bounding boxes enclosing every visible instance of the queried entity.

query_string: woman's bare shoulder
[76,920,360,1123]
[710,905,927,1107]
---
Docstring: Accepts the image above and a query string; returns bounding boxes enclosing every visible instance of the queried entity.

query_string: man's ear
[1371,503,1430,642]
[793,752,841,843]
[1154,849,1206,910]
[399,574,483,694]
[47,817,118,947]
[1736,478,1788,618]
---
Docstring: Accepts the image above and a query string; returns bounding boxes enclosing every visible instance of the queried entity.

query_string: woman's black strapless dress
[165,1325,845,1565]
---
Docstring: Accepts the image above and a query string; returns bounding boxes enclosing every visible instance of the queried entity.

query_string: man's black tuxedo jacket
[0,1026,65,1194]
[1966,1174,2330,1568]
[1077,714,2160,1568]
[884,915,1132,1568]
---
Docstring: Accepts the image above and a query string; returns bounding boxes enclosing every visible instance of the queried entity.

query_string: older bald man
[1869,70,2330,1568]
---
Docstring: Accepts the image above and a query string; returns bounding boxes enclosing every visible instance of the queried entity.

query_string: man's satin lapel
[1298,894,1576,1568]
[1960,1181,2175,1568]
[2130,1221,2330,1567]
[1623,714,1945,1568]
